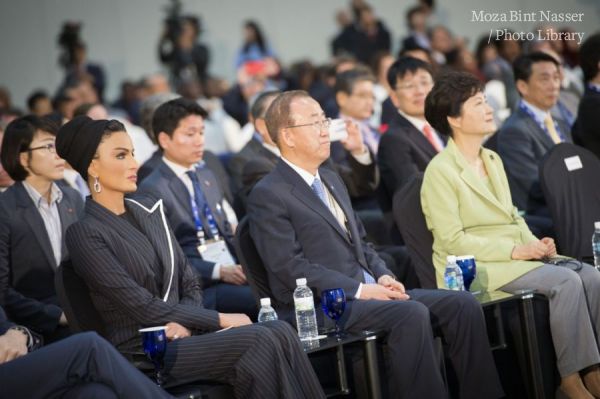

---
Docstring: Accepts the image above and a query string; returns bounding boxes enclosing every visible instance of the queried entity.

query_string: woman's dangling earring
[93,176,102,193]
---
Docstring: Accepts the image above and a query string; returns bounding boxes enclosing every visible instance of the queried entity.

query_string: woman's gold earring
[93,176,102,193]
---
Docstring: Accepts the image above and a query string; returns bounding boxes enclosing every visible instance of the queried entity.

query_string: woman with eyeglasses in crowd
[0,115,83,344]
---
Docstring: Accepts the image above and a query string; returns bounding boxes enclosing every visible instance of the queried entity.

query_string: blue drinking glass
[321,288,346,340]
[140,326,168,386]
[456,256,477,291]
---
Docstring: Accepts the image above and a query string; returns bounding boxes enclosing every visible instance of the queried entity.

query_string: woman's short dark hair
[1,115,59,181]
[425,71,484,137]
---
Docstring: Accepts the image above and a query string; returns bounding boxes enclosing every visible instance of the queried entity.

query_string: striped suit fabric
[66,198,324,398]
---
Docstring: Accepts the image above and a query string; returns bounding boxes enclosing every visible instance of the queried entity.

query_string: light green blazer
[421,138,543,292]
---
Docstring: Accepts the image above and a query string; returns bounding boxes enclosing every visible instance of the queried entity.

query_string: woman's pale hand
[540,237,557,257]
[218,313,252,328]
[511,241,548,260]
[165,322,191,341]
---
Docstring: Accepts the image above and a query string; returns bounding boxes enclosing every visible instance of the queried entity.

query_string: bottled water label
[294,297,314,311]
[296,309,318,341]
[445,272,457,290]
[593,228,600,270]
[294,280,318,341]
[258,310,278,323]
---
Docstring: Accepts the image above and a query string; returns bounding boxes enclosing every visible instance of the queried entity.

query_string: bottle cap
[446,255,457,263]
[595,221,600,230]
[260,297,271,307]
[296,278,307,286]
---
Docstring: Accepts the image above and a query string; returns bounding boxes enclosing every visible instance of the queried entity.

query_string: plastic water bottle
[455,259,464,291]
[257,298,278,322]
[444,255,464,291]
[293,278,318,341]
[593,222,600,271]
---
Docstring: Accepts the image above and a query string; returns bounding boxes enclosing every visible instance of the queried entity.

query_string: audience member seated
[330,68,381,211]
[427,25,456,65]
[27,90,53,117]
[369,51,394,130]
[496,52,571,238]
[0,116,83,343]
[421,71,600,399]
[247,90,503,399]
[572,33,600,159]
[55,115,325,398]
[241,91,378,205]
[137,93,185,182]
[136,95,236,220]
[0,304,174,398]
[136,99,255,318]
[222,75,266,128]
[378,57,446,208]
[228,91,281,213]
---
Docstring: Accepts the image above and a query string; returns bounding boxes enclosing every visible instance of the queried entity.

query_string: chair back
[392,173,437,288]
[234,217,275,306]
[55,260,106,336]
[539,143,600,260]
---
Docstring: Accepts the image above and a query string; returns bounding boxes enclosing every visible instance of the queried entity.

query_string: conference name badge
[198,239,235,265]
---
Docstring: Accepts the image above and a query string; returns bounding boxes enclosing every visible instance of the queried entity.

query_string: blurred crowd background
[0,0,598,160]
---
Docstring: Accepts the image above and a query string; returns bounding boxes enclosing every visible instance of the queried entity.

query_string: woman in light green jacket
[421,70,600,398]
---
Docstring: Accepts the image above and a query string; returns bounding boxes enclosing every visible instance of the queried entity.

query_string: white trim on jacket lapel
[124,198,175,302]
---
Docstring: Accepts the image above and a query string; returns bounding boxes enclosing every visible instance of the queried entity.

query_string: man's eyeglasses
[285,118,332,133]
[396,81,434,91]
[23,143,57,154]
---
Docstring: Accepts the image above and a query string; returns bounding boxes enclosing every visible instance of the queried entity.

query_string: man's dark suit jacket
[242,142,378,209]
[496,106,571,215]
[378,112,446,208]
[136,160,235,289]
[0,182,83,334]
[138,149,234,206]
[0,305,13,334]
[66,198,221,351]
[573,86,600,159]
[228,137,264,195]
[247,160,392,318]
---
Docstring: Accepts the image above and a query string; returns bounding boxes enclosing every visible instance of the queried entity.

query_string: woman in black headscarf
[56,116,325,398]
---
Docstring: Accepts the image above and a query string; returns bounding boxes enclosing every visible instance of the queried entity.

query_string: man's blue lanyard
[518,100,566,142]
[189,193,220,245]
[556,101,575,128]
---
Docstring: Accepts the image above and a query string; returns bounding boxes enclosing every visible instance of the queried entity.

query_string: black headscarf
[55,116,109,181]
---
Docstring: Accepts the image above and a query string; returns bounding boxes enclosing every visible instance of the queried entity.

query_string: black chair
[392,173,437,289]
[483,131,500,152]
[54,260,232,399]
[539,143,600,261]
[54,260,105,335]
[234,217,274,307]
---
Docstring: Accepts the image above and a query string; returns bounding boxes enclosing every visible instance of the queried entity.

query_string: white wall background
[0,0,598,109]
